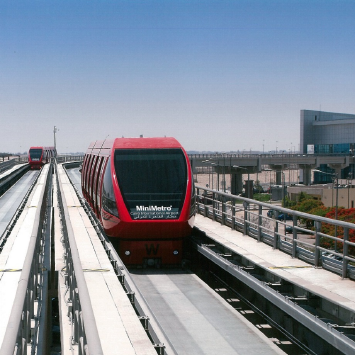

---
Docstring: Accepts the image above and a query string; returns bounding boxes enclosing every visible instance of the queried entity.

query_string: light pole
[54,126,59,151]
[223,155,226,192]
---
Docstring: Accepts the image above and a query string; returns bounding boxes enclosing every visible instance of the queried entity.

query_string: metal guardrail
[0,165,51,355]
[55,162,103,355]
[57,155,84,163]
[189,152,353,158]
[196,186,355,280]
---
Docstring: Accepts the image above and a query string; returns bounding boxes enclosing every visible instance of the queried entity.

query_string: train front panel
[98,138,195,266]
[28,147,44,169]
[28,146,56,169]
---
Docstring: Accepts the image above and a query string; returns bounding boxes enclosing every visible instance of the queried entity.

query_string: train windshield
[29,149,43,161]
[114,148,187,220]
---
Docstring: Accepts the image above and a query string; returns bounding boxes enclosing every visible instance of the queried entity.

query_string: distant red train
[81,137,196,267]
[28,146,56,169]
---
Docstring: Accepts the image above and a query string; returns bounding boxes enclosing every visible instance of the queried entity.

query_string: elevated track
[0,161,355,354]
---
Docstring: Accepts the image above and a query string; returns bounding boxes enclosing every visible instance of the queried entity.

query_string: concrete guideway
[0,163,158,355]
[194,214,355,354]
[0,164,50,353]
[66,166,290,354]
[0,163,27,179]
[131,269,287,355]
[55,164,157,355]
[0,163,30,197]
[0,171,39,236]
[194,214,355,309]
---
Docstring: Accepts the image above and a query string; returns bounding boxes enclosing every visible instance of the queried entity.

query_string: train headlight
[125,250,131,256]
[173,250,179,255]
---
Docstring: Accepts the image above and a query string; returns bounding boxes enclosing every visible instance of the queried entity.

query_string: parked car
[285,225,293,234]
[277,213,293,221]
[267,210,275,218]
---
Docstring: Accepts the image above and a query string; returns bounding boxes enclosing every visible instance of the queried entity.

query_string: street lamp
[314,169,339,250]
[53,126,59,152]
[223,154,226,192]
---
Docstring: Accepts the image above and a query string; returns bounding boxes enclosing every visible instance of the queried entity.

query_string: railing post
[212,192,216,221]
[243,201,248,235]
[231,199,236,230]
[221,196,226,226]
[257,205,262,242]
[273,219,279,249]
[342,228,349,279]
[292,222,298,258]
[314,221,321,267]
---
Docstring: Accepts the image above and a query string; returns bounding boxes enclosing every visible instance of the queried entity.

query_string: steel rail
[0,165,51,355]
[55,162,104,355]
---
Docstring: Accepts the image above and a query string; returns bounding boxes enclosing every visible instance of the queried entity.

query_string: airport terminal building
[301,110,355,155]
[300,110,355,182]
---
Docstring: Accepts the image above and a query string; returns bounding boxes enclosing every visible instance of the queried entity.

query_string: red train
[28,146,56,169]
[81,137,196,267]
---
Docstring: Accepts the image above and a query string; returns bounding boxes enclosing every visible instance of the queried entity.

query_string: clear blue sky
[1,0,354,153]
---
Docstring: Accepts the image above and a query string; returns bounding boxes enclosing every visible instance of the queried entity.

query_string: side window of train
[93,157,103,206]
[83,155,89,191]
[85,155,93,193]
[97,157,107,210]
[89,156,98,195]
[101,158,119,217]
[82,156,87,189]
